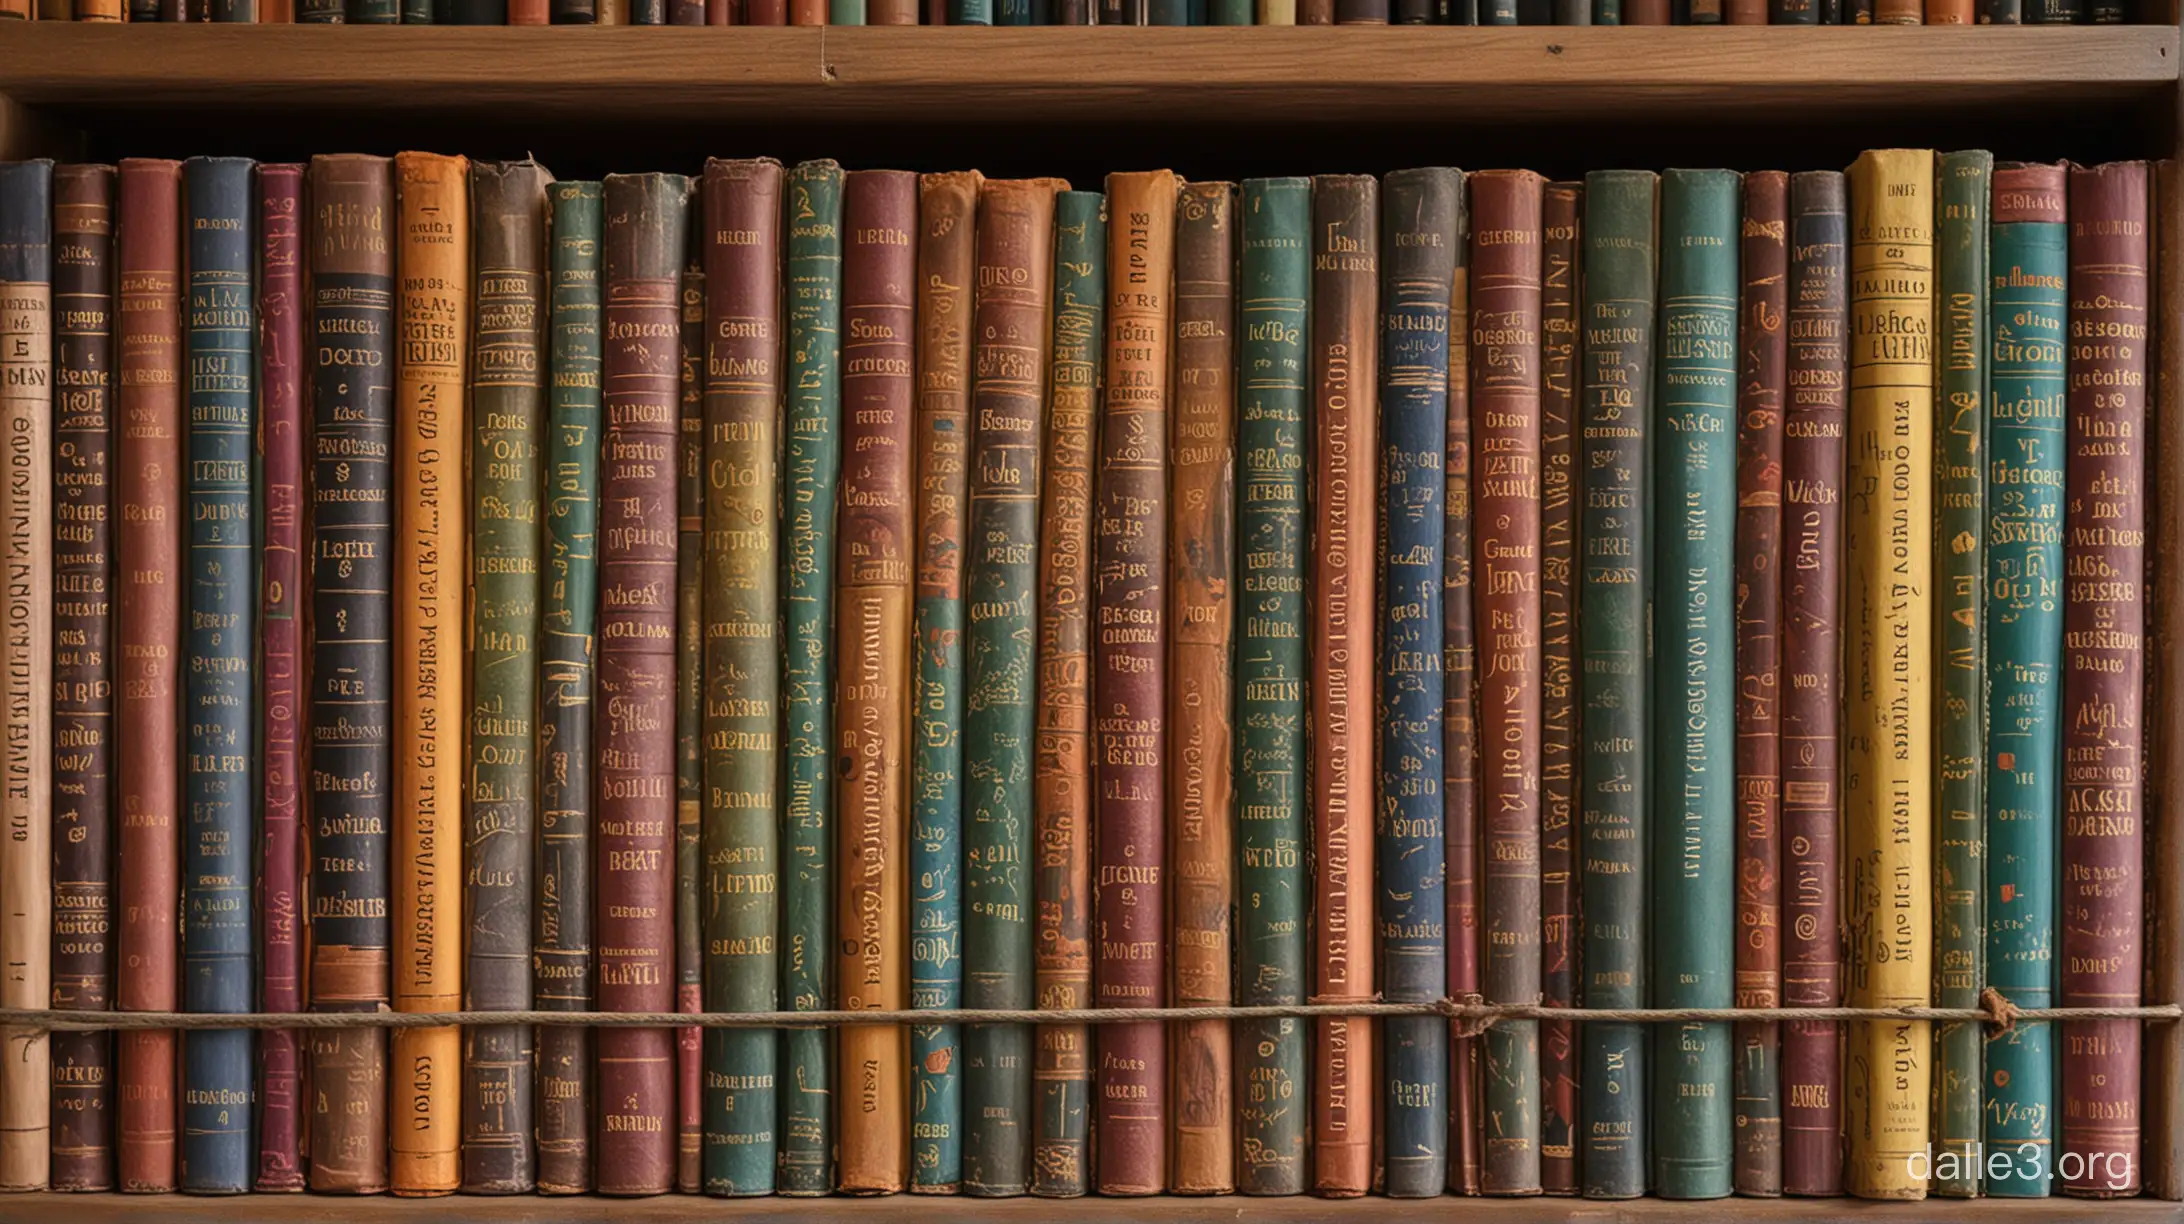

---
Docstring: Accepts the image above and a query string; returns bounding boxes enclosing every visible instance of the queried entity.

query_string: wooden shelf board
[0,25,2171,122]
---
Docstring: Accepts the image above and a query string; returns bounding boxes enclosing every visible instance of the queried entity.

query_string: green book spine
[1652,167,1738,1201]
[675,221,705,1195]
[831,0,866,17]
[1982,162,2065,1199]
[700,157,784,1197]
[778,159,845,1198]
[1234,177,1311,1198]
[1577,168,1656,1201]
[1211,0,1252,18]
[1934,148,1991,1199]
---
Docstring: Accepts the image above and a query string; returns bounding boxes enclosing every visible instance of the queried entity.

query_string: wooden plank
[0,25,2168,124]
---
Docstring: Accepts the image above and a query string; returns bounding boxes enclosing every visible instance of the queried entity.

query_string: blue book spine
[180,155,257,1196]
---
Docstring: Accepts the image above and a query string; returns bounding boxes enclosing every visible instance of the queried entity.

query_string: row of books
[0,149,2155,1202]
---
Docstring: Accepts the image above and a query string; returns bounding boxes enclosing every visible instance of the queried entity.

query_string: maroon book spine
[2058,159,2149,1200]
[254,161,308,1194]
[114,157,183,1196]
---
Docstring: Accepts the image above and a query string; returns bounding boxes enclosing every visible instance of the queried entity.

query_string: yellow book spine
[1842,147,1935,1202]
[392,150,470,1199]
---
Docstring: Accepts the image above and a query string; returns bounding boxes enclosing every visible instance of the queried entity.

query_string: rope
[0,998,2173,1032]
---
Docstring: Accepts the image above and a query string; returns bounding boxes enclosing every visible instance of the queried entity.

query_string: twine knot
[1980,986,2023,1033]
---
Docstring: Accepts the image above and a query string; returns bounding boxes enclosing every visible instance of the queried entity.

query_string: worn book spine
[779,159,844,1198]
[1309,173,1376,1199]
[1234,177,1309,1199]
[1470,168,1544,1198]
[2025,0,2075,18]
[1093,169,1176,1198]
[1376,166,1454,1201]
[1980,0,2019,18]
[1933,148,1991,1199]
[595,172,686,1198]
[2058,159,2147,1200]
[1843,147,1935,1202]
[114,158,182,1195]
[835,169,918,1198]
[1982,161,2066,1199]
[0,158,51,1196]
[349,0,397,23]
[961,175,1059,1199]
[1166,179,1235,1198]
[1030,189,1104,1201]
[1446,177,1487,1198]
[304,153,396,1196]
[674,206,703,1197]
[463,159,550,1196]
[1576,168,1656,1201]
[1732,168,1788,1200]
[390,150,468,1199]
[179,155,257,1198]
[1537,177,1581,1199]
[254,162,308,1194]
[49,162,115,1195]
[1652,167,1738,1203]
[698,157,782,1197]
[551,0,594,18]
[536,180,602,1195]
[910,169,979,1195]
[296,0,344,19]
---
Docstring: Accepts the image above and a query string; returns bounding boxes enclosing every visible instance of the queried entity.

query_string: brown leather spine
[1309,173,1377,1199]
[114,157,182,1196]
[1926,0,1970,16]
[1733,168,1789,1199]
[2059,159,2149,1200]
[1874,0,1919,18]
[1446,181,1484,1198]
[1622,0,1667,18]
[1469,168,1543,1197]
[1167,180,1235,1196]
[1725,0,1764,17]
[50,162,116,1195]
[391,149,468,1199]
[1092,168,1176,1198]
[1537,178,1580,1200]
[835,169,917,1197]
[595,172,688,1198]
[867,0,914,17]
[1298,0,1330,19]
[507,0,547,18]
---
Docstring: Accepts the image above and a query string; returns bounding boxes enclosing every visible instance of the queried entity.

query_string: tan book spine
[392,150,468,1199]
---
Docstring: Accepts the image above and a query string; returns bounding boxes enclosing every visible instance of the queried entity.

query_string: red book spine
[114,157,183,1196]
[254,161,308,1194]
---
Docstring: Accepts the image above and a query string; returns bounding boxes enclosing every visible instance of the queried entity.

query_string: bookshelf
[0,20,2179,1224]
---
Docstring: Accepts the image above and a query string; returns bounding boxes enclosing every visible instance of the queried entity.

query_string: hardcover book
[674,195,704,1198]
[1444,173,1483,1198]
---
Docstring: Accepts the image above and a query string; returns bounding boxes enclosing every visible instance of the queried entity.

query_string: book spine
[1309,173,1376,1199]
[835,168,918,1198]
[1471,167,1544,1198]
[910,169,979,1195]
[1537,177,1582,1199]
[1732,168,1788,1200]
[1030,189,1104,1200]
[868,0,916,17]
[1167,179,1236,1197]
[551,0,593,19]
[1780,170,1848,1199]
[1652,167,1738,1203]
[254,162,308,1194]
[2059,158,2148,1200]
[463,159,550,1196]
[304,154,396,1197]
[778,159,844,1198]
[1093,168,1176,1198]
[1576,168,1656,1202]
[536,179,602,1196]
[1981,161,2066,1199]
[349,0,397,23]
[1980,0,2018,17]
[1445,177,1484,1198]
[594,172,686,1198]
[296,0,344,19]
[674,203,703,1197]
[1932,148,1991,1199]
[115,157,182,1195]
[961,176,1059,1199]
[1928,0,1970,16]
[179,154,256,1197]
[49,162,116,1195]
[1234,177,1309,1199]
[0,158,51,1195]
[1844,146,1935,1202]
[1376,166,1454,1200]
[73,0,124,17]
[390,150,468,1200]
[1768,0,1815,22]
[698,157,782,1197]
[829,0,864,20]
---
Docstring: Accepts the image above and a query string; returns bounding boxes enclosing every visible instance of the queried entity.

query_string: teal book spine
[779,159,845,1198]
[1234,176,1311,1198]
[1211,0,1252,18]
[1982,161,2066,1199]
[1651,167,1738,1202]
[1577,168,1657,1201]
[1934,148,1991,1200]
[948,0,992,20]
[831,0,866,17]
